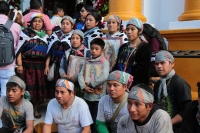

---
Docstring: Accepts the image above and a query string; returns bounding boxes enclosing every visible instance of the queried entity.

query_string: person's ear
[95,21,99,26]
[39,6,43,12]
[147,103,153,111]
[21,89,25,96]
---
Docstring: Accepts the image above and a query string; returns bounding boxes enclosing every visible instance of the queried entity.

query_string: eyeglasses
[80,9,85,13]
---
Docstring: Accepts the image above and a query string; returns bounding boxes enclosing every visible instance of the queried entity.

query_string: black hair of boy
[6,82,24,91]
[0,1,9,15]
[90,38,105,49]
[30,0,42,10]
[53,6,63,15]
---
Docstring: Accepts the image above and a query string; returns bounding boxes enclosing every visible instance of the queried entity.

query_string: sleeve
[117,116,127,133]
[0,98,4,117]
[181,101,197,133]
[149,38,160,52]
[44,101,54,124]
[175,78,192,116]
[44,15,52,31]
[59,56,67,77]
[79,100,93,127]
[119,32,128,44]
[131,44,151,77]
[78,64,87,90]
[112,44,124,71]
[96,120,109,133]
[24,101,34,121]
[154,111,173,133]
[96,98,109,133]
[90,60,110,88]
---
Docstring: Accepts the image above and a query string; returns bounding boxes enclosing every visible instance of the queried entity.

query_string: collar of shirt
[0,14,8,19]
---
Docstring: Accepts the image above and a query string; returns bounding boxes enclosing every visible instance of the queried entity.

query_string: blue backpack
[0,20,14,66]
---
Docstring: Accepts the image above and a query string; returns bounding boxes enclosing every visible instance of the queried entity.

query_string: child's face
[71,34,82,48]
[90,44,104,58]
[6,86,25,105]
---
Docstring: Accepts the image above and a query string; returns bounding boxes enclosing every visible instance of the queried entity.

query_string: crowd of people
[0,0,199,133]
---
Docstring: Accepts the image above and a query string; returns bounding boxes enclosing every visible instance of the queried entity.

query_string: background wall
[144,0,185,30]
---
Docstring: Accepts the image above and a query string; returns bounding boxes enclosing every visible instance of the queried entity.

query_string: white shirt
[44,97,93,133]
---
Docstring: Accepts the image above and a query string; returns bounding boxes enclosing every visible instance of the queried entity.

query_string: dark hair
[30,0,42,10]
[143,23,167,50]
[53,6,63,15]
[82,5,95,12]
[135,83,154,96]
[90,38,105,49]
[85,11,102,29]
[76,3,84,12]
[23,9,30,16]
[0,1,10,15]
[6,82,23,91]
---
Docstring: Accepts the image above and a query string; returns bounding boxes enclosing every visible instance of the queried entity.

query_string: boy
[78,38,110,133]
[118,84,173,133]
[51,6,64,29]
[0,76,34,133]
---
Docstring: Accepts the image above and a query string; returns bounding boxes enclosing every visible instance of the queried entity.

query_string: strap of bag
[123,47,137,72]
[107,93,128,125]
[4,20,13,30]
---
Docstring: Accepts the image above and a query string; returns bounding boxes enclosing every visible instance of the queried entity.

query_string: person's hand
[44,67,50,75]
[85,82,90,87]
[62,74,68,78]
[84,87,94,94]
[17,65,23,74]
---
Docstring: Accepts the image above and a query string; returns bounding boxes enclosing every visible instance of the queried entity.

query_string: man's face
[6,86,25,105]
[128,99,152,123]
[55,86,73,105]
[107,80,126,100]
[155,61,174,77]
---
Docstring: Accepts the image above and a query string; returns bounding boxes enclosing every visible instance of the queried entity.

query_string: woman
[84,11,104,50]
[75,5,94,30]
[103,14,128,44]
[143,23,167,77]
[113,18,151,87]
[44,16,73,99]
[59,30,89,97]
[16,13,49,118]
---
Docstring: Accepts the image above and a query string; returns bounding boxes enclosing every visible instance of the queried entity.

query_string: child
[0,76,34,133]
[59,30,89,97]
[78,38,110,133]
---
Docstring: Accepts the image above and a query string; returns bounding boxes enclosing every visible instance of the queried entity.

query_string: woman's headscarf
[126,18,147,43]
[107,14,121,24]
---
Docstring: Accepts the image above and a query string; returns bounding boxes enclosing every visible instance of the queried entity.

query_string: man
[96,70,133,133]
[0,76,34,133]
[23,0,52,36]
[181,82,200,133]
[43,79,93,133]
[51,6,64,28]
[0,1,20,97]
[154,50,191,132]
[117,84,173,133]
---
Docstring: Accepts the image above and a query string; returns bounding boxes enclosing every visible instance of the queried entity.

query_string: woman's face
[61,19,73,34]
[80,7,88,19]
[71,34,82,48]
[32,17,43,31]
[126,25,139,41]
[85,15,98,30]
[107,19,119,34]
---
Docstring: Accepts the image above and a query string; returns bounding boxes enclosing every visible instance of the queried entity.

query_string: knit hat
[128,86,154,103]
[72,29,84,39]
[107,14,121,24]
[155,50,174,62]
[107,70,133,89]
[61,15,74,25]
[56,79,74,91]
[126,18,147,42]
[30,13,43,21]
